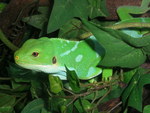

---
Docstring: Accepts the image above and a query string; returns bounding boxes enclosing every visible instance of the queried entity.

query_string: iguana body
[14,36,105,80]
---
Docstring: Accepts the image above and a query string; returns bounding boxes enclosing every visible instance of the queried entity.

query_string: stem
[14,93,27,106]
[53,85,113,100]
[91,91,98,104]
[90,86,111,113]
[0,29,18,51]
[108,102,122,113]
[80,22,150,39]
[63,88,75,95]
[107,22,150,29]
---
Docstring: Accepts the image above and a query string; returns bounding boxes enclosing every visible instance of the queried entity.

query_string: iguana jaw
[16,62,66,73]
[17,62,68,80]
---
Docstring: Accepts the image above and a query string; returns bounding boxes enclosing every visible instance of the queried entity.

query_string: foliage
[0,0,150,113]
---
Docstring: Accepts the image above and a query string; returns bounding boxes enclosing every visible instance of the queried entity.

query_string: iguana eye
[32,52,39,57]
[52,56,57,64]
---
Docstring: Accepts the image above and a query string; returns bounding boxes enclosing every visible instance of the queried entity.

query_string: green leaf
[82,19,146,68]
[119,32,150,48]
[30,80,46,98]
[0,93,16,113]
[41,108,51,113]
[122,69,150,112]
[81,99,92,111]
[11,80,30,92]
[47,0,109,33]
[58,18,86,39]
[127,85,142,111]
[23,14,48,29]
[38,7,50,15]
[123,68,137,84]
[47,0,89,33]
[74,99,84,113]
[60,105,67,113]
[130,73,150,111]
[101,86,123,103]
[88,0,109,18]
[21,98,45,113]
[50,97,67,112]
[66,67,80,92]
[0,3,7,13]
[49,75,63,94]
[122,70,141,107]
[143,44,150,55]
[8,62,48,82]
[74,99,92,113]
[22,6,49,34]
[8,63,33,82]
[66,103,73,113]
[143,105,150,113]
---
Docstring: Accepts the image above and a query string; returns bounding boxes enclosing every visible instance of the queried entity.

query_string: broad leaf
[21,98,45,113]
[122,68,150,112]
[123,68,137,84]
[11,80,30,92]
[30,80,46,98]
[66,67,80,92]
[48,0,109,33]
[101,86,123,103]
[41,108,51,113]
[0,93,16,113]
[22,7,49,31]
[74,99,92,113]
[23,14,48,29]
[88,0,109,18]
[119,33,150,48]
[50,97,67,112]
[122,70,141,107]
[144,105,150,113]
[9,62,49,77]
[82,19,146,68]
[47,0,89,33]
[58,19,86,39]
[49,75,63,94]
[127,73,150,112]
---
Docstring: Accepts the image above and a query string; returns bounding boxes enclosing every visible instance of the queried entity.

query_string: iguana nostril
[15,56,19,60]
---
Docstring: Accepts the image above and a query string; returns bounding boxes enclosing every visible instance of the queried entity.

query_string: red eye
[32,52,39,57]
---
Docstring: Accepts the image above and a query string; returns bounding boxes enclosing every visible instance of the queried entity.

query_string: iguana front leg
[102,68,113,81]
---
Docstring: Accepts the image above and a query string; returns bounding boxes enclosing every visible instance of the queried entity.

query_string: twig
[0,77,12,80]
[80,81,104,87]
[66,96,77,107]
[108,101,122,113]
[0,29,18,51]
[13,93,27,106]
[91,91,98,104]
[90,86,111,113]
[43,83,52,97]
[63,88,75,95]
